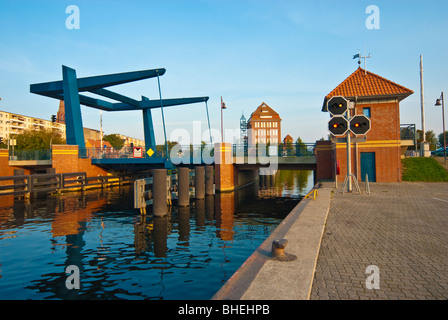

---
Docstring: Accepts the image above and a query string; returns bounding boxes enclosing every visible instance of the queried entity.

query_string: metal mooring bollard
[271,239,297,262]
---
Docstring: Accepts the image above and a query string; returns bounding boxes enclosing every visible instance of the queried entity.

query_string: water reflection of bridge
[258,170,313,198]
[0,180,303,299]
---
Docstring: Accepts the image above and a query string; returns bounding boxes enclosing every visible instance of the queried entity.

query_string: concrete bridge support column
[195,166,205,200]
[153,169,168,217]
[205,165,214,195]
[177,167,190,207]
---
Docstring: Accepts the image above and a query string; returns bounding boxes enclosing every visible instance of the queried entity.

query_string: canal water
[0,170,314,300]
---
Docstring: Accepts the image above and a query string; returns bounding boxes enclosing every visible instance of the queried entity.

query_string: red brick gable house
[247,102,282,144]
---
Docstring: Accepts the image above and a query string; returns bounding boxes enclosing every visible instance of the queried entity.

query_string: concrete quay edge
[211,185,332,300]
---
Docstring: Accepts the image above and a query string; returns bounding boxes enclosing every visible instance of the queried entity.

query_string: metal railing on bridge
[8,149,51,161]
[232,143,316,158]
[79,145,215,160]
[400,124,417,143]
[80,143,316,160]
[4,143,316,162]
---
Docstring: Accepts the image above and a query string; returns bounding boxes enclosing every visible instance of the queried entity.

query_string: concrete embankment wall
[212,185,332,300]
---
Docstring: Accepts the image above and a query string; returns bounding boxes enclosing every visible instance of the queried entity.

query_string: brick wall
[357,101,400,141]
[315,140,334,181]
[0,149,12,178]
[78,158,109,177]
[0,146,109,181]
[333,100,402,183]
[335,144,401,183]
[51,145,79,174]
[51,145,109,177]
[214,143,236,192]
[0,149,31,180]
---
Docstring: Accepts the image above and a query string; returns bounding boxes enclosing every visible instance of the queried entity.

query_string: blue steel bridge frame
[30,66,209,168]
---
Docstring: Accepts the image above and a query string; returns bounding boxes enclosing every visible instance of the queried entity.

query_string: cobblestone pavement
[310,182,448,300]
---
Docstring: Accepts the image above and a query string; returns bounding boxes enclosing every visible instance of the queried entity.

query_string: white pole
[420,55,426,144]
[346,110,352,192]
[100,110,103,150]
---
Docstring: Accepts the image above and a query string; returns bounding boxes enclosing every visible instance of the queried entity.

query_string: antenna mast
[355,50,371,74]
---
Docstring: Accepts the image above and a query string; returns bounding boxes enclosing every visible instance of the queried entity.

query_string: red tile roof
[249,102,281,121]
[283,134,293,143]
[86,139,113,148]
[323,67,413,110]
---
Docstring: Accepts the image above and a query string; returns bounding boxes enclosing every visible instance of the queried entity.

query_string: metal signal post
[346,110,352,192]
[327,96,370,193]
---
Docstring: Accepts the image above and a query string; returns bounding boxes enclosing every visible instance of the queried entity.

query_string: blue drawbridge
[30,66,211,169]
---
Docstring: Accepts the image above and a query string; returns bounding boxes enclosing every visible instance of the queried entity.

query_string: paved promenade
[213,186,332,300]
[310,182,448,300]
[213,181,448,300]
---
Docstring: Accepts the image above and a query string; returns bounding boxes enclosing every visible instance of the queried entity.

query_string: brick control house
[317,67,413,183]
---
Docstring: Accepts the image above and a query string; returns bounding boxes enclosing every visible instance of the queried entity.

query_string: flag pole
[100,110,103,151]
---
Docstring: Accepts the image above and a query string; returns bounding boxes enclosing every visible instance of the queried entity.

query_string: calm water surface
[0,170,313,300]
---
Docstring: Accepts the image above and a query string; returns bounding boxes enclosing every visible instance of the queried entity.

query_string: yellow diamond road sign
[147,148,154,157]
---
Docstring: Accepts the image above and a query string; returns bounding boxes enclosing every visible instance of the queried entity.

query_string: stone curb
[212,186,332,300]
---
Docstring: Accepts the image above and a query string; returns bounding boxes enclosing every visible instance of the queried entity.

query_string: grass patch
[402,157,448,182]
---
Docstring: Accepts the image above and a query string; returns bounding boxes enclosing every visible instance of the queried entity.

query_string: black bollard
[152,169,168,216]
[178,167,190,207]
[195,166,205,200]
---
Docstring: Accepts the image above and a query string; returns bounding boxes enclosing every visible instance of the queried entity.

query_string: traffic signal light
[350,115,371,135]
[327,96,349,116]
[51,115,56,123]
[328,116,349,136]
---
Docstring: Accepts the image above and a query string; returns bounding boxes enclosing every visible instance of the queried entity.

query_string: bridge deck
[90,155,316,171]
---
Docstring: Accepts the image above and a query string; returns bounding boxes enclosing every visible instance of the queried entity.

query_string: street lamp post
[435,92,446,163]
[221,97,226,142]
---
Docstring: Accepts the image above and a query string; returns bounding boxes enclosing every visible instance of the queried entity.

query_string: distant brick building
[56,100,65,124]
[247,102,282,144]
[85,139,113,149]
[283,134,294,144]
[319,67,413,183]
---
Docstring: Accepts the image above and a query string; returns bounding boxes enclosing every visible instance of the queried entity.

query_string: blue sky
[1,0,447,144]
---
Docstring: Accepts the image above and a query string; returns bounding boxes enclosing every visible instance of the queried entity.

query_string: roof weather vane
[353,50,371,74]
